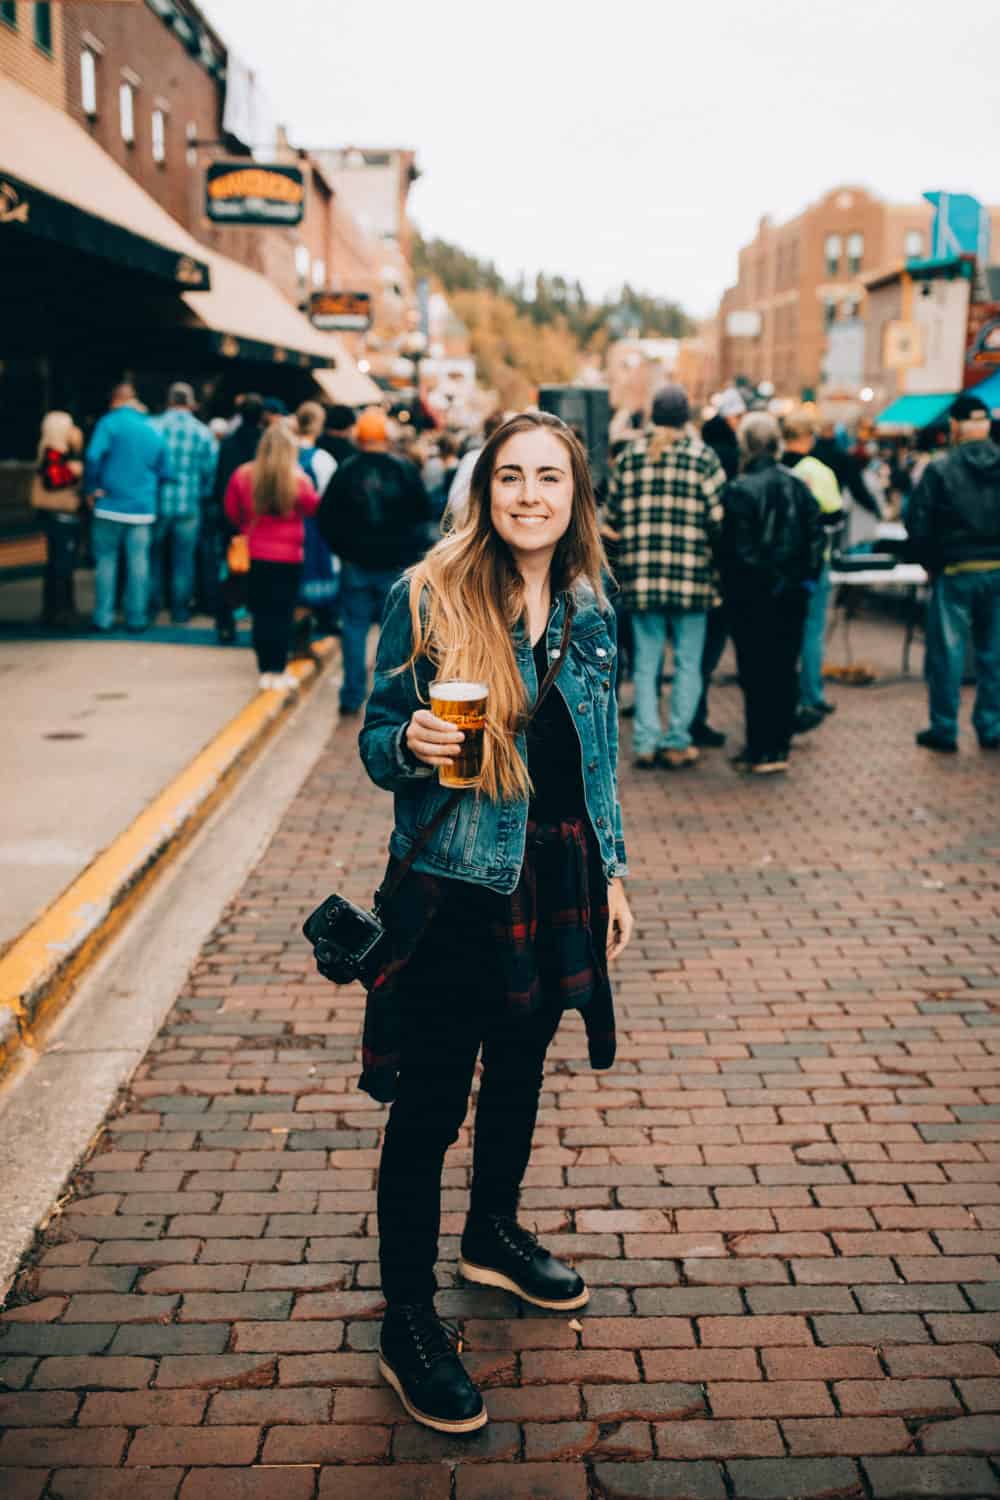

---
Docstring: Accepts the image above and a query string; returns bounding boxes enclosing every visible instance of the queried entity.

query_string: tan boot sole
[459,1257,590,1310]
[378,1355,488,1433]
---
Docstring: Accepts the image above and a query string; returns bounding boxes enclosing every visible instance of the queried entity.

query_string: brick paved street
[2,621,999,1499]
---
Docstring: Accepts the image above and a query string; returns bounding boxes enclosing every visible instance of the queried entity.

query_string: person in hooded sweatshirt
[907,393,1000,753]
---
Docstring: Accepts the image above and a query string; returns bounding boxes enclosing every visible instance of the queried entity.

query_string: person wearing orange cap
[317,406,432,715]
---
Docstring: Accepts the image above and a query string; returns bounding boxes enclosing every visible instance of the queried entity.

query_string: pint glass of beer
[430,680,489,788]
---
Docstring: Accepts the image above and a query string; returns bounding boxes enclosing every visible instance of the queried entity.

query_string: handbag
[226,533,250,574]
[303,599,576,987]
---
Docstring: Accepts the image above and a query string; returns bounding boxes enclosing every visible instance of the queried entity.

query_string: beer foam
[431,681,488,700]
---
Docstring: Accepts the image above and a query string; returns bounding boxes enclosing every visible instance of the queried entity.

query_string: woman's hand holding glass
[405,710,464,769]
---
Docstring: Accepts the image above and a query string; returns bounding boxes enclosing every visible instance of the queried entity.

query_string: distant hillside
[413,231,692,405]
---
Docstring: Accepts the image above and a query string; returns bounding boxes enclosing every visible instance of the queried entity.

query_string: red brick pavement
[2,620,999,1499]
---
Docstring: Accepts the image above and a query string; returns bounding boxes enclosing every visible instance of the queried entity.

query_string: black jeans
[692,604,729,730]
[41,512,80,622]
[377,915,561,1307]
[730,589,808,759]
[247,559,301,672]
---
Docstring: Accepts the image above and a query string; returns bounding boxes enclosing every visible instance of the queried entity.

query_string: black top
[526,636,586,821]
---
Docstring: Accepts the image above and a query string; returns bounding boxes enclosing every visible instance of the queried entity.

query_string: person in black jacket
[318,406,432,715]
[716,413,824,774]
[694,388,747,746]
[907,393,1000,753]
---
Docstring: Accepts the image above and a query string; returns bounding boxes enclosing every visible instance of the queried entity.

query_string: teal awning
[875,393,956,430]
[968,369,1000,413]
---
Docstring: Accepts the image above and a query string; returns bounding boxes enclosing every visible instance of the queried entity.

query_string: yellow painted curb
[0,639,337,1074]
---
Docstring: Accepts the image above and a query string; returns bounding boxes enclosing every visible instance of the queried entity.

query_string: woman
[359,412,633,1434]
[34,411,84,630]
[224,423,319,690]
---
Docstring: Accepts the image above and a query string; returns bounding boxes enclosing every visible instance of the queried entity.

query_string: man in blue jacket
[83,383,170,632]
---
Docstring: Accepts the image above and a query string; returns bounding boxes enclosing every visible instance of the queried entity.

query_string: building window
[824,234,842,277]
[294,244,310,291]
[80,50,98,116]
[847,232,864,276]
[312,258,326,289]
[119,81,135,144]
[905,229,924,259]
[33,1,51,51]
[823,298,838,330]
[152,107,166,164]
[0,4,17,33]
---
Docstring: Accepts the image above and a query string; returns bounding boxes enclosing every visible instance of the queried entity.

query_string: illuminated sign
[205,162,304,225]
[309,290,372,331]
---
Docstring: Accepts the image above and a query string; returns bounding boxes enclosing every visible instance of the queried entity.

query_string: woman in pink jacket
[225,424,319,690]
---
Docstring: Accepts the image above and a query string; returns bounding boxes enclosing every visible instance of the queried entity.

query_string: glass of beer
[430,680,489,788]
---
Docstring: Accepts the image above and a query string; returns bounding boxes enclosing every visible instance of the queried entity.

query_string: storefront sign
[309,290,372,331]
[205,162,304,225]
[967,306,1000,369]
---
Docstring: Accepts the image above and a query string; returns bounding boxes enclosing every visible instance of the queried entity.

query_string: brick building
[0,0,64,105]
[715,184,1000,402]
[0,0,382,492]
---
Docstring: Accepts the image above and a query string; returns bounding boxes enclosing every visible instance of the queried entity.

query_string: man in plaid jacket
[150,382,218,623]
[605,385,726,769]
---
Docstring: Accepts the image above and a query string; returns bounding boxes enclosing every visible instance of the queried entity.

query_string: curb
[0,639,337,1076]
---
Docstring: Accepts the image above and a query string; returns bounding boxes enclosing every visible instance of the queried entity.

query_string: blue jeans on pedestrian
[339,561,401,711]
[150,513,201,621]
[799,564,832,711]
[631,608,707,755]
[925,566,1000,745]
[91,516,153,630]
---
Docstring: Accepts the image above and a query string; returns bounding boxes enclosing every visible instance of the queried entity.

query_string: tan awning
[181,251,336,363]
[0,76,210,289]
[0,76,379,377]
[181,256,384,374]
[313,364,383,407]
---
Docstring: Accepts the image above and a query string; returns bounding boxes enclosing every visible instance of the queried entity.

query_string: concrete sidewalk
[2,630,264,950]
[0,564,314,948]
[0,614,996,1498]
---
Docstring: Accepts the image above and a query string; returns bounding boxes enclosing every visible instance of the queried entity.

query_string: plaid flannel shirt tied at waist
[359,816,616,1102]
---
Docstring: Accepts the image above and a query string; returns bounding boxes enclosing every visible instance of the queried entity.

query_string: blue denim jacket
[360,578,627,893]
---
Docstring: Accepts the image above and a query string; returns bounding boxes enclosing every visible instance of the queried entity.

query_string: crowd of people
[31,373,1000,755]
[604,382,1000,769]
[32,384,462,692]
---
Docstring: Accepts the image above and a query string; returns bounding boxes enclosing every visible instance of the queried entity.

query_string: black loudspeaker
[538,385,611,499]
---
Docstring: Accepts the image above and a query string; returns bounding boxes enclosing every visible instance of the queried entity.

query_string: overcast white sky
[198,0,998,319]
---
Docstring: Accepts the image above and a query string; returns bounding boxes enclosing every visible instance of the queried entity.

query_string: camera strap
[377,596,576,909]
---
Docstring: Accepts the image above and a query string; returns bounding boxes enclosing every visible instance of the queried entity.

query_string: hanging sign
[205,162,304,225]
[309,290,372,331]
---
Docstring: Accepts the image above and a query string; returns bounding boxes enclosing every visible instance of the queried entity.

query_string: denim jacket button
[588,759,598,772]
[596,816,606,828]
[577,702,588,714]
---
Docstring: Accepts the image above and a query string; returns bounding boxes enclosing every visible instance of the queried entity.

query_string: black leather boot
[460,1214,589,1310]
[378,1303,487,1433]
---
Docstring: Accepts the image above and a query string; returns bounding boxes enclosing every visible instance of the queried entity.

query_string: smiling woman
[340,410,633,1437]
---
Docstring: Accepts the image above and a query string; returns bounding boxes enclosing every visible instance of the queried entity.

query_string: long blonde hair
[404,412,608,802]
[38,411,80,462]
[252,424,299,516]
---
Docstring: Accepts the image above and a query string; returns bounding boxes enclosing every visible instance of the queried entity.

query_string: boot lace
[396,1304,462,1370]
[491,1215,542,1264]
